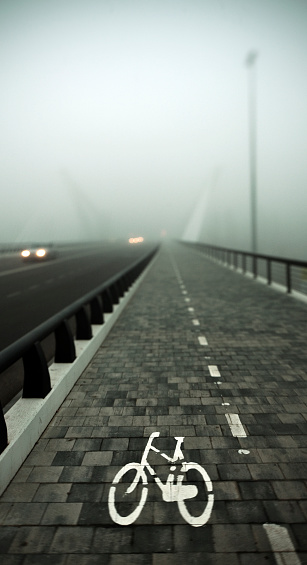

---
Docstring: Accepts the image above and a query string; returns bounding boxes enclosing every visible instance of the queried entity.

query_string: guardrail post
[101,289,113,313]
[76,307,92,340]
[90,296,104,324]
[55,320,76,362]
[22,342,51,398]
[0,401,8,454]
[109,283,119,304]
[242,254,246,273]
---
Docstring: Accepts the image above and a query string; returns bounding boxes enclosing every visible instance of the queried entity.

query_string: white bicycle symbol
[108,432,214,527]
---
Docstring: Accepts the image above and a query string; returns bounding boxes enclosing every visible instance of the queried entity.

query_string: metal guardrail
[181,241,307,295]
[0,245,159,453]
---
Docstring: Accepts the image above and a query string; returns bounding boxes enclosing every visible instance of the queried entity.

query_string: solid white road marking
[192,319,200,326]
[225,413,247,437]
[208,365,221,377]
[198,336,208,346]
[263,524,301,565]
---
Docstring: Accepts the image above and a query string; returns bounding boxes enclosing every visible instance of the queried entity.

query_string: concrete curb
[0,251,159,495]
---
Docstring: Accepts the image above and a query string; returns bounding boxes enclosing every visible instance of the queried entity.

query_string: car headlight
[36,248,46,257]
[21,249,31,257]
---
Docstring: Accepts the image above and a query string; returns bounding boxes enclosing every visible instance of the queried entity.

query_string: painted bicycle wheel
[108,463,148,525]
[177,462,214,527]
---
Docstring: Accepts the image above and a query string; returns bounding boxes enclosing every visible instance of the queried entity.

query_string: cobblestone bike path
[0,242,307,564]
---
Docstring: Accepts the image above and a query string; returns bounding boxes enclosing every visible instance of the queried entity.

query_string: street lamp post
[245,51,258,255]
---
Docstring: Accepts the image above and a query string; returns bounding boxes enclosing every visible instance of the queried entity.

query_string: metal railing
[181,241,307,295]
[0,245,159,453]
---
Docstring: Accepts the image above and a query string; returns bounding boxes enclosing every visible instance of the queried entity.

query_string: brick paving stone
[23,557,67,565]
[1,242,307,563]
[41,502,82,525]
[51,528,95,555]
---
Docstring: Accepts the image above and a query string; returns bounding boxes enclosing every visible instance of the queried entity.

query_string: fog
[1,0,307,259]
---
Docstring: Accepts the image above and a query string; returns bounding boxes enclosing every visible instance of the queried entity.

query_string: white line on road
[225,413,247,437]
[188,307,194,312]
[192,319,200,326]
[208,365,221,377]
[263,524,301,565]
[184,297,191,302]
[198,336,208,346]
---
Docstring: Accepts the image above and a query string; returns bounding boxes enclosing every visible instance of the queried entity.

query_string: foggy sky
[1,0,307,259]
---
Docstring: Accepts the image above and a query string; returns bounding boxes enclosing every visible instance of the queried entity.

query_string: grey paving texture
[1,241,307,564]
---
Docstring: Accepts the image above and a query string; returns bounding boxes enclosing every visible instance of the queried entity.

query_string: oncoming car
[20,246,57,262]
[128,236,144,244]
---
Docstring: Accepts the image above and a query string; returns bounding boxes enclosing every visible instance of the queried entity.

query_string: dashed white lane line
[170,252,251,451]
[208,365,221,377]
[263,524,301,565]
[7,291,21,298]
[198,336,208,346]
[225,413,247,437]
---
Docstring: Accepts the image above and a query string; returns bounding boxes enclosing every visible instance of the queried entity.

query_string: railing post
[253,255,257,278]
[22,342,51,398]
[267,259,272,285]
[55,320,76,362]
[0,401,8,454]
[242,254,246,273]
[286,263,291,293]
[76,307,92,340]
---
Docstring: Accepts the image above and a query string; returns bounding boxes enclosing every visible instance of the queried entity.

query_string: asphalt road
[0,240,157,407]
[0,241,157,350]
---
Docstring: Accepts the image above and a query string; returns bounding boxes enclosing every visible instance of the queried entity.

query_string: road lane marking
[208,365,221,377]
[225,413,247,437]
[7,291,21,298]
[188,307,194,312]
[263,524,301,564]
[184,297,191,302]
[198,336,208,346]
[192,319,200,326]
